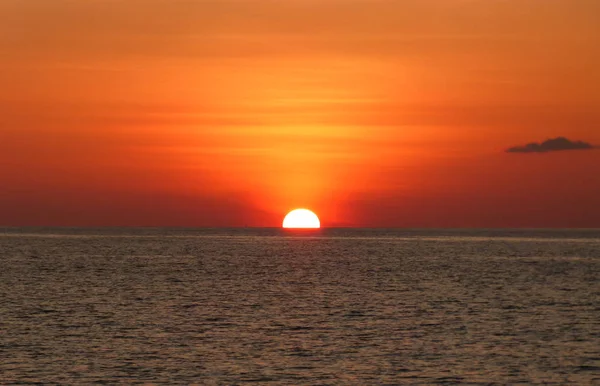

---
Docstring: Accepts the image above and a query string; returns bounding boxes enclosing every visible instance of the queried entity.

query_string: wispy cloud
[506,137,596,153]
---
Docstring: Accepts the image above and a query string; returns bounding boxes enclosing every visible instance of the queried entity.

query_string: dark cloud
[506,137,595,153]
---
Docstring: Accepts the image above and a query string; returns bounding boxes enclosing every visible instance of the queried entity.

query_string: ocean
[1,228,599,384]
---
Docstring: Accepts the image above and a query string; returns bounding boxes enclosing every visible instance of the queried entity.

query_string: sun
[282,209,321,229]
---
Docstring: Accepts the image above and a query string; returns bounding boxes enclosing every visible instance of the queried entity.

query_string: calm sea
[1,228,599,384]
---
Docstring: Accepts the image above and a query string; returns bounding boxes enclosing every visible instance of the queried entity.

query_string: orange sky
[1,0,599,227]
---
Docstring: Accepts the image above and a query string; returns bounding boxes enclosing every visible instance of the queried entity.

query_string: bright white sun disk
[283,209,321,229]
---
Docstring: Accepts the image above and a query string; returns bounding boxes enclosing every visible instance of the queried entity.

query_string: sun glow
[282,209,321,229]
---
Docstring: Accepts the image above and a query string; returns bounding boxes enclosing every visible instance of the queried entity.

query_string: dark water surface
[1,228,599,384]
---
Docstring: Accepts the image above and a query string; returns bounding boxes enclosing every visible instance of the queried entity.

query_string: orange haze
[1,0,599,227]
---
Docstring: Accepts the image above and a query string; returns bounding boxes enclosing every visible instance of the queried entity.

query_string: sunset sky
[1,0,599,227]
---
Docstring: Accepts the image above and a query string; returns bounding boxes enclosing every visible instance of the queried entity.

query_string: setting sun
[282,209,321,229]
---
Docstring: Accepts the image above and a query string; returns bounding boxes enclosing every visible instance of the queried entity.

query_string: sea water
[1,228,599,384]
